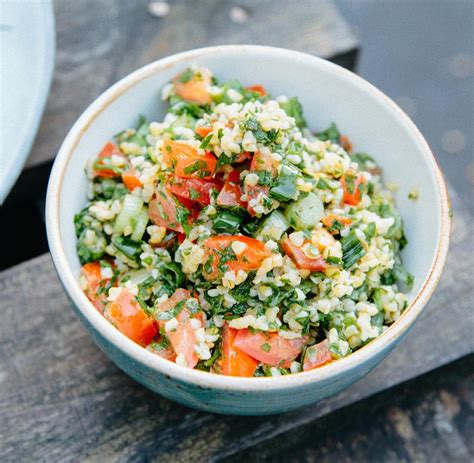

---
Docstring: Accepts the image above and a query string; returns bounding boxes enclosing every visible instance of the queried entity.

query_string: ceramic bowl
[46,45,450,415]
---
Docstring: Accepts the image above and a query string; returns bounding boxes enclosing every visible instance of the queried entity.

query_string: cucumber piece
[131,207,149,241]
[284,192,323,230]
[114,194,143,235]
[258,210,290,241]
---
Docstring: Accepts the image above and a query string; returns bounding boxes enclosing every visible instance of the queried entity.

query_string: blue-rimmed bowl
[46,45,450,415]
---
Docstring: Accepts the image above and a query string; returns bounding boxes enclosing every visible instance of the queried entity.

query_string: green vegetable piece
[270,174,297,202]
[341,230,366,269]
[77,228,106,264]
[258,210,289,241]
[213,210,242,233]
[112,236,142,261]
[284,192,324,230]
[317,122,340,143]
[279,97,307,129]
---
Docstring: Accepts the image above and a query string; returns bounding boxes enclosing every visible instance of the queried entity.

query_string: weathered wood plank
[26,0,357,167]
[226,356,474,463]
[0,189,471,462]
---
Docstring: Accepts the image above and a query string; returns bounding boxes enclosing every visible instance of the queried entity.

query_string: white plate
[0,0,55,203]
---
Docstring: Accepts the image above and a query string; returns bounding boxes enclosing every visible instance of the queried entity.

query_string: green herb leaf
[199,134,213,149]
[317,123,340,143]
[279,97,307,129]
[261,343,271,352]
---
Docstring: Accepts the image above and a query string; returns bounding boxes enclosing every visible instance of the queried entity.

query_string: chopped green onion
[199,134,213,149]
[270,174,297,201]
[341,230,366,269]
[214,210,242,233]
[111,236,142,261]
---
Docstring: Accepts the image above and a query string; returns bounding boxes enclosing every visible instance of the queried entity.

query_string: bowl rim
[46,44,451,391]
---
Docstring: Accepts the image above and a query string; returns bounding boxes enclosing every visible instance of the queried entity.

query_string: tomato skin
[195,126,213,137]
[221,324,259,377]
[246,151,276,216]
[173,71,212,105]
[81,261,110,312]
[250,150,277,175]
[303,340,332,371]
[121,167,142,191]
[339,135,353,153]
[93,142,125,178]
[104,289,157,346]
[156,289,203,369]
[341,174,365,206]
[216,171,246,208]
[281,238,326,272]
[233,329,306,368]
[149,187,194,233]
[162,140,217,179]
[246,85,267,96]
[234,151,252,163]
[167,176,222,205]
[203,235,271,280]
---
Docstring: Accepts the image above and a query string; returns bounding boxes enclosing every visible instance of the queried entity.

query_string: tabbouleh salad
[75,66,413,377]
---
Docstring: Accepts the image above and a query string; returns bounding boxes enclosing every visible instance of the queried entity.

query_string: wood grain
[26,0,357,168]
[0,189,471,462]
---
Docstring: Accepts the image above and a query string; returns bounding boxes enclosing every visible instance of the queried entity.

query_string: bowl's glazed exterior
[46,46,450,415]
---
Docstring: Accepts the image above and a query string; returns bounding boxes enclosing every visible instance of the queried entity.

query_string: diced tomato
[246,151,277,216]
[156,288,203,369]
[81,261,111,312]
[195,126,213,138]
[246,185,268,217]
[93,142,126,178]
[220,324,259,377]
[234,151,252,163]
[341,174,365,206]
[321,214,352,231]
[162,140,217,179]
[104,289,157,346]
[173,71,212,105]
[121,167,142,191]
[246,85,267,96]
[177,232,186,244]
[167,176,222,205]
[233,329,306,368]
[281,238,326,272]
[250,150,277,175]
[202,235,271,280]
[217,170,246,208]
[339,135,353,153]
[148,187,193,233]
[303,340,332,371]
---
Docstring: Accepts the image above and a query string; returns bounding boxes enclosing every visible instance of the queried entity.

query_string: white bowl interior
[59,48,442,310]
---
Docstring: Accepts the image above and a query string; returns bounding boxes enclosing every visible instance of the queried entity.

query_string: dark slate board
[26,0,358,169]
[0,190,472,462]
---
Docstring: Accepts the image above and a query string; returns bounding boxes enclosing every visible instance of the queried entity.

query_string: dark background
[335,0,473,201]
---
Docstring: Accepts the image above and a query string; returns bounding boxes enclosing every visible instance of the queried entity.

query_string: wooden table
[26,0,357,169]
[1,1,473,461]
